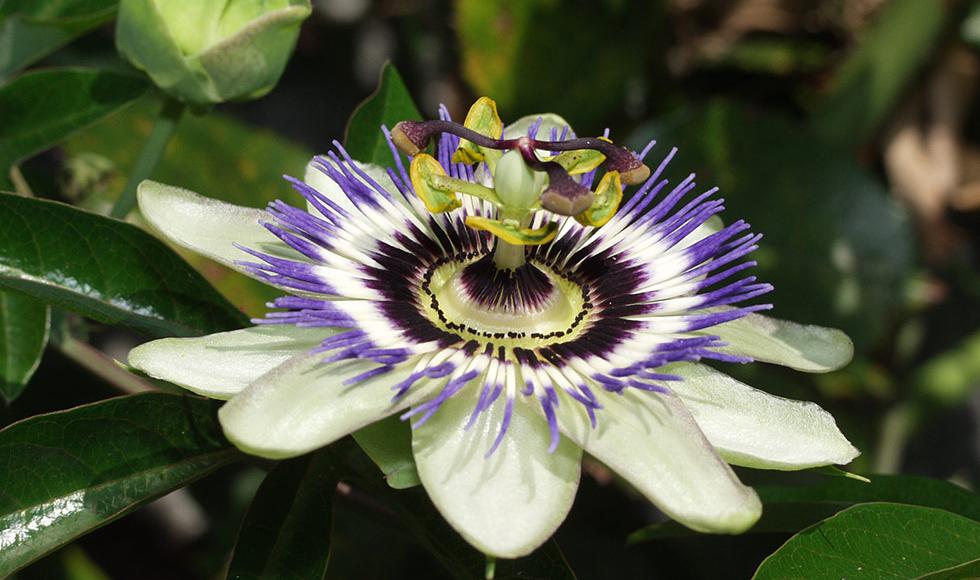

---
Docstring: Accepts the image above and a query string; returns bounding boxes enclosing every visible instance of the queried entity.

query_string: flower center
[420,250,592,348]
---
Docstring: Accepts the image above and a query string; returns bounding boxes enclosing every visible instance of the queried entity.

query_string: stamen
[390,119,650,185]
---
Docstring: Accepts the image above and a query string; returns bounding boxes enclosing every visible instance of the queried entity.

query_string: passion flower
[129,97,858,558]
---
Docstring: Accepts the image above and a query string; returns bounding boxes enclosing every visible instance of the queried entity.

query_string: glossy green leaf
[753,503,980,579]
[0,68,150,188]
[630,101,913,351]
[64,101,311,316]
[630,474,980,541]
[811,0,948,146]
[0,1,118,80]
[0,289,49,403]
[351,415,420,489]
[226,449,341,580]
[0,392,240,577]
[0,193,248,337]
[344,63,422,166]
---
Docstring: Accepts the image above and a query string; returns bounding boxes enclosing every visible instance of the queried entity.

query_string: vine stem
[57,335,155,395]
[110,97,185,218]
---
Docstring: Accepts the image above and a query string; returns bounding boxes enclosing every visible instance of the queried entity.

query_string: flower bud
[116,0,311,106]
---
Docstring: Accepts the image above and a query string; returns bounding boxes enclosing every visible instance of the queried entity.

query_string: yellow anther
[453,96,504,165]
[410,153,462,213]
[465,216,558,246]
[575,171,623,228]
[550,149,606,175]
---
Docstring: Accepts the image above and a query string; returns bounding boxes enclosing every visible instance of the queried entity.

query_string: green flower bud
[116,0,311,106]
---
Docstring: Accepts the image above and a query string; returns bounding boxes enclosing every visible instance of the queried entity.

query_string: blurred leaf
[0,193,248,337]
[811,0,948,146]
[0,68,149,188]
[630,101,914,351]
[0,290,49,403]
[351,415,420,489]
[0,0,118,81]
[344,63,421,166]
[963,1,980,50]
[705,37,830,77]
[912,328,980,406]
[630,474,980,541]
[455,0,662,131]
[753,503,980,579]
[16,545,111,580]
[63,101,311,316]
[226,450,341,580]
[0,392,240,577]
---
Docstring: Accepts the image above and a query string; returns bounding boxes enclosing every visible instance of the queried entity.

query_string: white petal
[667,363,859,470]
[556,389,761,533]
[413,393,581,558]
[504,113,573,140]
[219,355,434,459]
[138,180,300,271]
[707,313,854,372]
[128,326,335,399]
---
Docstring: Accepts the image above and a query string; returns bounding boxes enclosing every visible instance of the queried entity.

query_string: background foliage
[2,0,980,578]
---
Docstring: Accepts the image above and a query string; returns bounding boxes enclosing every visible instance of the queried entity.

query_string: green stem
[57,335,154,395]
[110,97,185,218]
[874,402,919,474]
[484,556,496,580]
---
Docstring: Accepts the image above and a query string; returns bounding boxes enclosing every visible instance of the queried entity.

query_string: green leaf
[0,289,49,403]
[630,101,914,351]
[810,0,949,146]
[0,392,240,577]
[351,415,420,489]
[0,1,118,81]
[753,503,980,579]
[918,557,980,580]
[0,68,150,188]
[226,449,341,580]
[344,63,422,166]
[630,474,980,542]
[0,193,248,337]
[63,101,312,317]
